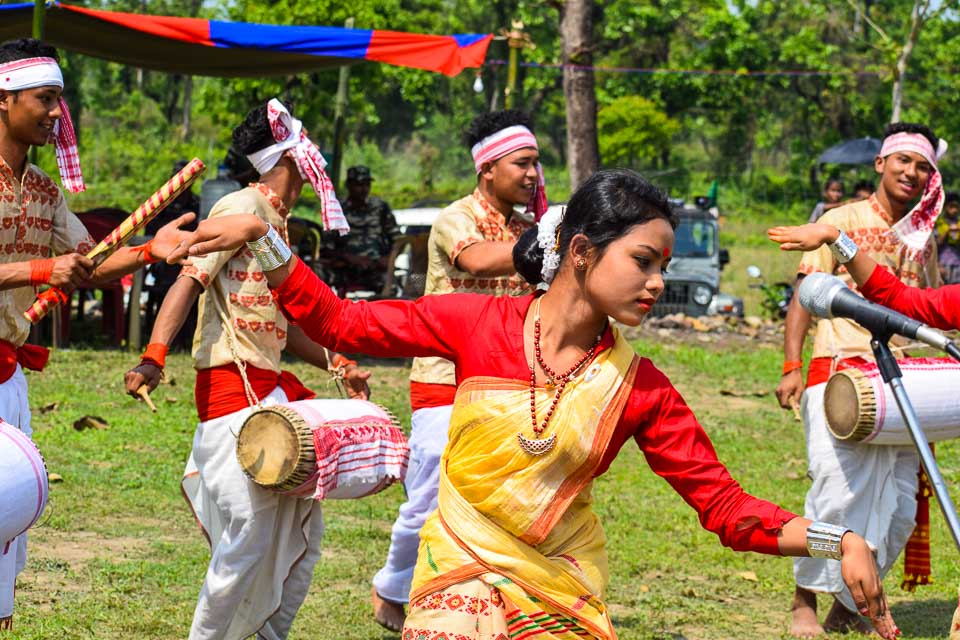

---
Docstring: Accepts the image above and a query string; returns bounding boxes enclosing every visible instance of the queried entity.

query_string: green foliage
[598,96,680,168]
[39,0,960,215]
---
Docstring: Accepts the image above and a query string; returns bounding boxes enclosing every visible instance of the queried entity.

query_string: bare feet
[823,599,875,636]
[791,587,826,638]
[372,586,406,633]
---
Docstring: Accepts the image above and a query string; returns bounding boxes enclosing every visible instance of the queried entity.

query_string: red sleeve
[631,363,797,555]
[272,257,476,360]
[860,264,960,331]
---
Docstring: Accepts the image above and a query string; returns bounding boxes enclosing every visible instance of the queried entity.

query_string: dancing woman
[170,169,898,640]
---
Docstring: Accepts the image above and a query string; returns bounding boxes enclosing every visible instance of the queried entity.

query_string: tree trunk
[890,0,926,123]
[560,0,598,192]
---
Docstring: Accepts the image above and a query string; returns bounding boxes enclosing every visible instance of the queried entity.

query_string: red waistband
[0,340,49,384]
[195,363,315,422]
[806,356,869,388]
[409,381,457,411]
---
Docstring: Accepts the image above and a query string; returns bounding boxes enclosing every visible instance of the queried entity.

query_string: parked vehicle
[746,264,794,319]
[649,201,743,318]
[391,203,743,319]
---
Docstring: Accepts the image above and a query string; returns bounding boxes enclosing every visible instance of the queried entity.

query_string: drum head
[824,369,875,441]
[237,408,304,487]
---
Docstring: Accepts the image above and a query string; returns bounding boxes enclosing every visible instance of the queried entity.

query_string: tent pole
[330,17,354,195]
[504,21,526,109]
[33,0,46,39]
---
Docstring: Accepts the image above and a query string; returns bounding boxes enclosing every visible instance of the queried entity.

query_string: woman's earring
[575,258,587,271]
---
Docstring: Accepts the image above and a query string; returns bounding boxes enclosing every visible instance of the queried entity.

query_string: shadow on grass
[891,597,955,637]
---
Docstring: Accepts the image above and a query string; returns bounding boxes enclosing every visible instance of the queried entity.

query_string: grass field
[8,328,959,639]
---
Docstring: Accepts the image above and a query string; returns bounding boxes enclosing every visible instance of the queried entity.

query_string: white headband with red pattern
[470,124,548,221]
[0,57,84,193]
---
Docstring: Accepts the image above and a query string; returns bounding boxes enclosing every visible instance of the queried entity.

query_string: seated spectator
[326,165,400,294]
[808,177,844,223]
[936,191,960,284]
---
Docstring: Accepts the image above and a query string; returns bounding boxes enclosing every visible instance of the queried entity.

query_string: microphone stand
[871,334,960,551]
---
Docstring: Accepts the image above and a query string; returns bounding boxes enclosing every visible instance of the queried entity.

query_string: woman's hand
[840,532,899,639]
[767,224,840,252]
[166,214,269,263]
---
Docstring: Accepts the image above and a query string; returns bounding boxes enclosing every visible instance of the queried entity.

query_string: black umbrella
[817,138,882,165]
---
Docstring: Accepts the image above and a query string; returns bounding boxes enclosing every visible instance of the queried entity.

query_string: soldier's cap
[346,165,374,183]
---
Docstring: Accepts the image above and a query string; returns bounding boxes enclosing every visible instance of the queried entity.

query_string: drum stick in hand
[136,384,158,413]
[791,399,802,422]
[23,158,207,323]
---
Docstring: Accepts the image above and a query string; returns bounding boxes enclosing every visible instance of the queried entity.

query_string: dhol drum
[237,399,408,499]
[0,421,49,553]
[824,357,960,445]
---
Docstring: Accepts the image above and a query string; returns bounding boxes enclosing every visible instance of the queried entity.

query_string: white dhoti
[182,387,325,640]
[0,366,32,626]
[372,403,452,604]
[794,383,919,613]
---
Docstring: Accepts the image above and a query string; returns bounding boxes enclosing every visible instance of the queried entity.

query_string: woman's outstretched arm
[769,222,960,330]
[166,213,470,360]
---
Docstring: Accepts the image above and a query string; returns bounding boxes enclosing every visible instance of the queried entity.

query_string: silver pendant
[517,432,557,455]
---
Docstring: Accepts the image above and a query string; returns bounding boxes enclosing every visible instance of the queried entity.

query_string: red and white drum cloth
[276,399,409,501]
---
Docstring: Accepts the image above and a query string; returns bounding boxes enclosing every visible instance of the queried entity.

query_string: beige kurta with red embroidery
[798,194,940,360]
[181,184,289,372]
[410,190,532,386]
[0,156,93,347]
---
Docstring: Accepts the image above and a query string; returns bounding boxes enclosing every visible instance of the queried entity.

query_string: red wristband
[133,241,160,265]
[29,259,55,286]
[782,360,803,375]
[331,353,357,369]
[140,342,169,369]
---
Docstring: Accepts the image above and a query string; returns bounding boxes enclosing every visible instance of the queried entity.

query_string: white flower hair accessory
[536,207,564,288]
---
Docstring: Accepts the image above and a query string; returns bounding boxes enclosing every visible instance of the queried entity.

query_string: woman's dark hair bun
[513,226,544,285]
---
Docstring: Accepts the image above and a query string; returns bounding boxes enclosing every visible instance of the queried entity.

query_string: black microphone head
[798,272,847,318]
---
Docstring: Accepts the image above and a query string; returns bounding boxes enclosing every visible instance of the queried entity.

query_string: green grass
[7,341,958,640]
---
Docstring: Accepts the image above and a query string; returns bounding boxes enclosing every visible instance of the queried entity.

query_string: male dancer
[776,123,944,637]
[771,218,960,640]
[124,99,368,640]
[0,38,190,629]
[371,109,546,631]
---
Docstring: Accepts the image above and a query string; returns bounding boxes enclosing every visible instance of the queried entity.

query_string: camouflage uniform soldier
[328,165,400,292]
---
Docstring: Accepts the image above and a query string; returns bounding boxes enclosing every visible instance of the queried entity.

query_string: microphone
[798,272,960,361]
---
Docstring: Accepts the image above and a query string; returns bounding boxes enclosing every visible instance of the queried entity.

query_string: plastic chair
[59,208,128,346]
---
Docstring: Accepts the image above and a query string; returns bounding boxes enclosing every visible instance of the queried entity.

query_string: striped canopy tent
[0,2,492,77]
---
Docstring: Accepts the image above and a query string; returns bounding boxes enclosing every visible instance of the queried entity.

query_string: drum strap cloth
[194,364,314,422]
[0,340,49,384]
[902,451,933,591]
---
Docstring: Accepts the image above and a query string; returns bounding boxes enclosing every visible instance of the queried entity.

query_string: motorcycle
[746,265,794,320]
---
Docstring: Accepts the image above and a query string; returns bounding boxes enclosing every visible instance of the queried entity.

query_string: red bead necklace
[519,299,601,455]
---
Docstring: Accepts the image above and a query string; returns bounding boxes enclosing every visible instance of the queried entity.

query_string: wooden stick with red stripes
[23,158,206,324]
